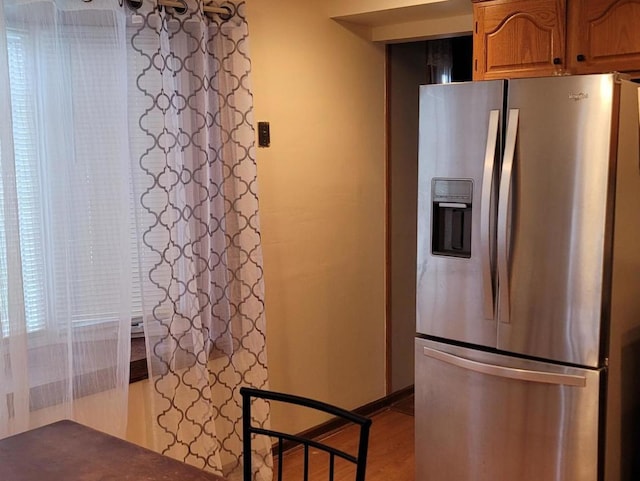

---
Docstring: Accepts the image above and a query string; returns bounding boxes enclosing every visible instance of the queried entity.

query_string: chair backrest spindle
[240,387,372,481]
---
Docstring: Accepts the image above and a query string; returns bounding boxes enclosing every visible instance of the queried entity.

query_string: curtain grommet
[126,0,143,11]
[172,0,188,15]
[218,5,233,21]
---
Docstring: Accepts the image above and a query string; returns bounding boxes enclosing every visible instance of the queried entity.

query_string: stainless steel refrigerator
[415,73,640,481]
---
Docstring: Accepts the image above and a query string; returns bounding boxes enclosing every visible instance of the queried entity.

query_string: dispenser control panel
[432,178,473,204]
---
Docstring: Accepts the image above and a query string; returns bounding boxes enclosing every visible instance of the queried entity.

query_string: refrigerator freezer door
[415,337,601,481]
[499,74,616,367]
[417,81,504,347]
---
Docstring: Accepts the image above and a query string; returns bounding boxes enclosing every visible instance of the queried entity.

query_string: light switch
[258,121,270,147]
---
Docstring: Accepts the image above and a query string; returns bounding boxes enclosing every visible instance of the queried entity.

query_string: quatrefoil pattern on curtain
[128,1,271,479]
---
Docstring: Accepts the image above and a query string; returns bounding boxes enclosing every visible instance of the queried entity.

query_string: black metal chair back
[240,387,372,481]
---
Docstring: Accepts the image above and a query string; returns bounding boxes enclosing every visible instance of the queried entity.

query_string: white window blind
[2,23,164,336]
[6,30,47,334]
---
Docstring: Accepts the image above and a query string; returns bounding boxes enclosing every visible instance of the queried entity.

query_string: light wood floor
[275,406,414,481]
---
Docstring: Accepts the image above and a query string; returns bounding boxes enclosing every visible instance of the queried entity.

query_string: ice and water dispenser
[431,178,473,258]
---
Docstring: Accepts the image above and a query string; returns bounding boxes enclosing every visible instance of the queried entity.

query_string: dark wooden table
[0,420,227,481]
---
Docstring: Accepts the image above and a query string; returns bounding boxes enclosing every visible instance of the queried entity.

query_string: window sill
[129,337,148,383]
[129,336,230,384]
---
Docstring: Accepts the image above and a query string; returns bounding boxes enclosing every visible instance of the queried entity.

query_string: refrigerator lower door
[415,338,602,481]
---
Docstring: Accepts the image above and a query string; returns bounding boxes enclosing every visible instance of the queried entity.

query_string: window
[2,24,143,337]
[3,30,47,335]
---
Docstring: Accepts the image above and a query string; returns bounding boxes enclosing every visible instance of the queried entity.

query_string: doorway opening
[386,35,473,393]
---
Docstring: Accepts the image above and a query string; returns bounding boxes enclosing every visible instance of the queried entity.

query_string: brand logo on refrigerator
[569,92,589,101]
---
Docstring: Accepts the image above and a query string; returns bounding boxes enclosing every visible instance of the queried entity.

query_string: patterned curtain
[128,1,270,479]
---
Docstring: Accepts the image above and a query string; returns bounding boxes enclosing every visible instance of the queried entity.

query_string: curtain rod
[158,0,230,16]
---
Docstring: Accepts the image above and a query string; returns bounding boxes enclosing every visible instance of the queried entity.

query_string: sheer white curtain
[128,1,270,479]
[0,0,132,437]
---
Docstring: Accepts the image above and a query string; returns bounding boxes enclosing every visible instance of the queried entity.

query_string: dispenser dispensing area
[431,178,473,258]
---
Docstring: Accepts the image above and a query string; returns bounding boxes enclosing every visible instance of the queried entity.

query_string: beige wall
[245,0,387,432]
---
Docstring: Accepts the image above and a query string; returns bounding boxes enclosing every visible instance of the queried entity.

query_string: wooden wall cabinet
[473,0,566,80]
[568,0,640,76]
[473,0,640,80]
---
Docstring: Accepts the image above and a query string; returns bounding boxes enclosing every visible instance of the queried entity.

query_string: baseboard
[352,385,414,418]
[273,385,414,456]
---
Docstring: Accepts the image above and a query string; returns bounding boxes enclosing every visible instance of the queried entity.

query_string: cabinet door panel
[568,0,640,74]
[474,0,566,80]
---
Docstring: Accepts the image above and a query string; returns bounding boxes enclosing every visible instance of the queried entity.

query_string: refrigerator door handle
[480,110,500,320]
[423,346,587,387]
[497,109,519,324]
